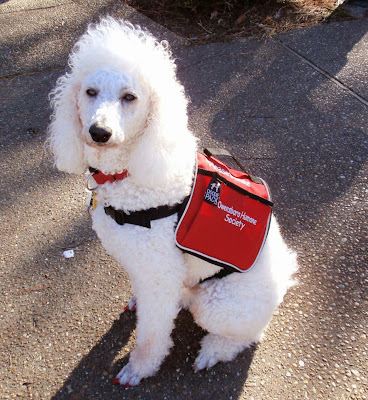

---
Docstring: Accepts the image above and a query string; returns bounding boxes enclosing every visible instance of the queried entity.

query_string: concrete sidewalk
[0,1,367,399]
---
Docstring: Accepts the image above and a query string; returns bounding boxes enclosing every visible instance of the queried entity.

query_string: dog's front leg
[115,256,184,386]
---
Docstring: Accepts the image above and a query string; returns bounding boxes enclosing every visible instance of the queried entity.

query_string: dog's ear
[46,73,86,174]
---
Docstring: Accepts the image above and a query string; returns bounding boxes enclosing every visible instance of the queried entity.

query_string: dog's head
[47,18,195,184]
[78,67,151,148]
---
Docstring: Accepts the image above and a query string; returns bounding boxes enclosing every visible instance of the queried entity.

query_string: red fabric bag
[175,150,273,273]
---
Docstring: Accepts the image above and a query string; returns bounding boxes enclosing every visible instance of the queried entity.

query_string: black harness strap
[104,203,183,229]
[199,266,237,284]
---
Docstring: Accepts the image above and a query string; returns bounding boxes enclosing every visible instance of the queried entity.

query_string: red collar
[90,168,129,185]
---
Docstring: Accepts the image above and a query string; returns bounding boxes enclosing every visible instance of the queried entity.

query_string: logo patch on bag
[203,178,221,206]
[175,150,273,273]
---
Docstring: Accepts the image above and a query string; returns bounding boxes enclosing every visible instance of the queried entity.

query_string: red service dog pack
[175,149,273,273]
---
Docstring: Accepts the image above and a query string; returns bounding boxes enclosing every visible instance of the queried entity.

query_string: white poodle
[47,18,297,386]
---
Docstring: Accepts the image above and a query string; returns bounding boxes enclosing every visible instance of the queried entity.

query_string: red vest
[175,152,273,273]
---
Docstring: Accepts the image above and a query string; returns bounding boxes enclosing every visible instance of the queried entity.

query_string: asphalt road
[0,1,367,399]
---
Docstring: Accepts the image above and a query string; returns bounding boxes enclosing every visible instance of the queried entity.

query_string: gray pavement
[0,1,367,399]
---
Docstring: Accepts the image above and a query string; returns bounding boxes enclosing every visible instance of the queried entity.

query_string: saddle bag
[175,149,273,273]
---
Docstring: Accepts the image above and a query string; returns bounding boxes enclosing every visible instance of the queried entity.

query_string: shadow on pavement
[52,309,255,400]
[175,36,368,238]
[51,310,136,400]
[0,0,122,77]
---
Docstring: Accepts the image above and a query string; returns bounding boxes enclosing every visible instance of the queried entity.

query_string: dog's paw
[113,362,143,387]
[193,351,219,372]
[193,333,252,372]
[123,295,137,312]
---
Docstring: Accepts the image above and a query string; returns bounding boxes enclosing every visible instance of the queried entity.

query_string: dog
[47,18,298,386]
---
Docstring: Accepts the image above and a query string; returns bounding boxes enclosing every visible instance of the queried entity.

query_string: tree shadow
[0,0,182,79]
[175,34,368,240]
[0,0,120,77]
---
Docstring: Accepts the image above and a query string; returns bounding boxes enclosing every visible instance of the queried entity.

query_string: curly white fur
[47,18,298,386]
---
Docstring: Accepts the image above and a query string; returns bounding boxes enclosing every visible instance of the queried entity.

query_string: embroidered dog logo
[204,178,221,206]
[210,182,221,192]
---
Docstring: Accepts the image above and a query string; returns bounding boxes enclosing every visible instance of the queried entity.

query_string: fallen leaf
[235,14,246,25]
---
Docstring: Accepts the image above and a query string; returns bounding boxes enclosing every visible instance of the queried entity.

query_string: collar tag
[88,192,97,215]
[91,192,97,210]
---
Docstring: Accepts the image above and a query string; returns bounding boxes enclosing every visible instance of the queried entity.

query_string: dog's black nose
[89,124,112,143]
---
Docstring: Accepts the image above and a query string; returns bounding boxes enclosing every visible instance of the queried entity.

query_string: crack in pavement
[0,2,75,15]
[275,38,368,108]
[0,67,64,81]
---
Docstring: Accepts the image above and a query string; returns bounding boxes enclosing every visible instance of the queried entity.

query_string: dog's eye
[122,93,136,102]
[86,88,97,97]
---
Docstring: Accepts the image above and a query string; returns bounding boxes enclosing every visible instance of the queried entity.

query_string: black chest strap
[104,203,183,229]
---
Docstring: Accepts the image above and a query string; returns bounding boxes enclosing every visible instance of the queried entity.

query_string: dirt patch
[124,0,353,42]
